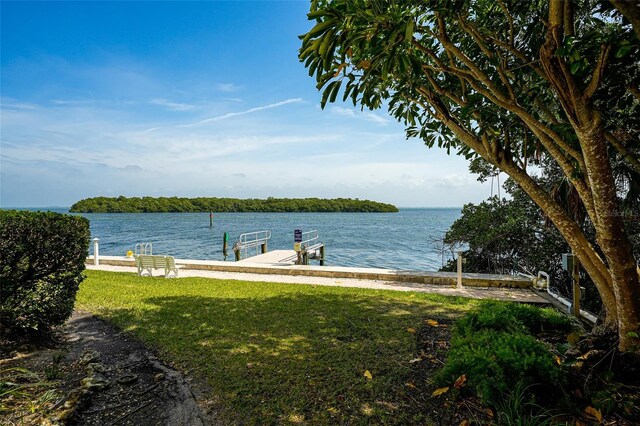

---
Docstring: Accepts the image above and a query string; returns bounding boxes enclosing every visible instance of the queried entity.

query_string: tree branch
[584,44,611,100]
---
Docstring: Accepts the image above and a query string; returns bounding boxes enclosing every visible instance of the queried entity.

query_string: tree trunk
[576,114,640,351]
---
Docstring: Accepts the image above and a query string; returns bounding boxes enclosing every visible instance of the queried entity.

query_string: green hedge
[436,301,572,404]
[0,210,90,336]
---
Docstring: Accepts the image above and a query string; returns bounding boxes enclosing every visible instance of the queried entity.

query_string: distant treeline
[69,196,399,213]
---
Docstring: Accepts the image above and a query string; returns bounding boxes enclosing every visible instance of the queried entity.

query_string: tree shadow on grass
[95,291,470,424]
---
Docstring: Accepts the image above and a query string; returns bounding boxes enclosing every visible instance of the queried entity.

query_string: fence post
[93,238,100,266]
[456,251,463,289]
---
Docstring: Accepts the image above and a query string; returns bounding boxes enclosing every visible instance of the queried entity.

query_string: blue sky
[1,0,491,208]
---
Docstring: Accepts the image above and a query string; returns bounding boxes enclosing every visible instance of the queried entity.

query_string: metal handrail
[234,230,271,260]
[239,230,271,246]
[300,230,318,246]
[134,242,153,255]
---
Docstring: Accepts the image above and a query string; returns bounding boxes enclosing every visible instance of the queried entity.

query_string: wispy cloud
[1,97,38,110]
[215,83,242,93]
[330,106,390,125]
[149,98,196,111]
[181,98,303,127]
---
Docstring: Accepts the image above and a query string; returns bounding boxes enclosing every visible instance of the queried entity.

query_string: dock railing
[134,243,153,255]
[296,230,325,266]
[233,230,271,261]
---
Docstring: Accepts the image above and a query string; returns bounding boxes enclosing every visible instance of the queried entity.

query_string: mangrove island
[69,196,399,213]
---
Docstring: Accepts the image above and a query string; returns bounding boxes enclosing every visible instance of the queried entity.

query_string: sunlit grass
[77,270,476,424]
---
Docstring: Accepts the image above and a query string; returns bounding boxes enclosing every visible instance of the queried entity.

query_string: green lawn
[77,270,476,424]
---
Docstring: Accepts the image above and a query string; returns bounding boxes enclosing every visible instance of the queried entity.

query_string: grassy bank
[77,270,475,424]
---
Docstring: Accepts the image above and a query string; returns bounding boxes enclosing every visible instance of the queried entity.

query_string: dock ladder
[295,230,325,266]
[233,230,271,261]
[134,243,153,255]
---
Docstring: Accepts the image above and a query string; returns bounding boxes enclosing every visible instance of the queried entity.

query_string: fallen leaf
[425,319,439,326]
[405,382,416,389]
[327,407,338,415]
[459,420,470,426]
[408,358,422,364]
[432,386,449,396]
[407,327,417,334]
[453,374,467,389]
[361,403,373,416]
[567,331,581,345]
[555,355,562,365]
[584,406,602,422]
[486,408,494,417]
[364,370,373,380]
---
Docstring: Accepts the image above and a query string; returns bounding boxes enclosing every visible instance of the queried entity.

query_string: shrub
[0,210,90,336]
[436,301,572,404]
[437,330,564,403]
[455,300,574,336]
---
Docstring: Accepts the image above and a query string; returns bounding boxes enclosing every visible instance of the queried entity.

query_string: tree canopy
[300,0,639,350]
[69,196,399,213]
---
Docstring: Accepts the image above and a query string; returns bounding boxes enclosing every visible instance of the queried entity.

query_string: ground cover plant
[76,270,475,424]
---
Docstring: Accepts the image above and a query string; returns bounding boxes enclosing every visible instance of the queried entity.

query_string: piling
[209,211,213,227]
[223,232,229,260]
[93,238,100,266]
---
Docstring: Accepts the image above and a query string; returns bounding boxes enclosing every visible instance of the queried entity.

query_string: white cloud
[181,98,303,127]
[330,106,389,125]
[149,98,196,111]
[215,83,242,93]
[1,97,38,110]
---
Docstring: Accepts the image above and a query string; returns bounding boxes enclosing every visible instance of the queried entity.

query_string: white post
[93,238,100,266]
[456,251,463,289]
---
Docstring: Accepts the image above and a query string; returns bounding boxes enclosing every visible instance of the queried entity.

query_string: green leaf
[570,61,581,75]
[626,331,639,338]
[404,20,414,43]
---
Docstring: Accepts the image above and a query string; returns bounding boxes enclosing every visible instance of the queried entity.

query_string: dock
[236,249,297,266]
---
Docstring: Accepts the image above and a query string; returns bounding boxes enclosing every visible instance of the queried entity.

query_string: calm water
[31,208,461,271]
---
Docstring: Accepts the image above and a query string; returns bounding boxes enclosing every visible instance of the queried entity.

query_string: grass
[77,270,476,424]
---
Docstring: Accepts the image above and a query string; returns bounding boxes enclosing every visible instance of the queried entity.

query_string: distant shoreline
[68,196,400,213]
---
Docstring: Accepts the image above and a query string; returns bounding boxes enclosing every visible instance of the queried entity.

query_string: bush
[0,210,90,336]
[436,301,572,404]
[455,300,575,336]
[437,330,564,403]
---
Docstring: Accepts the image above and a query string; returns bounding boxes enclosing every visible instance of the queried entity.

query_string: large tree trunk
[577,114,640,351]
[543,0,640,351]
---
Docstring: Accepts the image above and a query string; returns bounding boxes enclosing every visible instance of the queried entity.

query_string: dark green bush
[437,330,564,403]
[436,301,572,404]
[455,300,574,336]
[0,210,90,336]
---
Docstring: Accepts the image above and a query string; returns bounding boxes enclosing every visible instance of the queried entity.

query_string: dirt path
[63,310,219,425]
[0,311,220,425]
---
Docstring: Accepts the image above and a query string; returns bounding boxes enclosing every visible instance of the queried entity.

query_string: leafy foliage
[437,301,572,404]
[69,196,399,213]
[455,300,574,336]
[0,210,90,336]
[299,0,640,350]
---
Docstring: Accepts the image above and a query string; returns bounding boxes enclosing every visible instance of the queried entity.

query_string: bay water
[31,208,461,271]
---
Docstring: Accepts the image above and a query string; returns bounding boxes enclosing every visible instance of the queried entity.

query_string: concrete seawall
[87,254,533,289]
